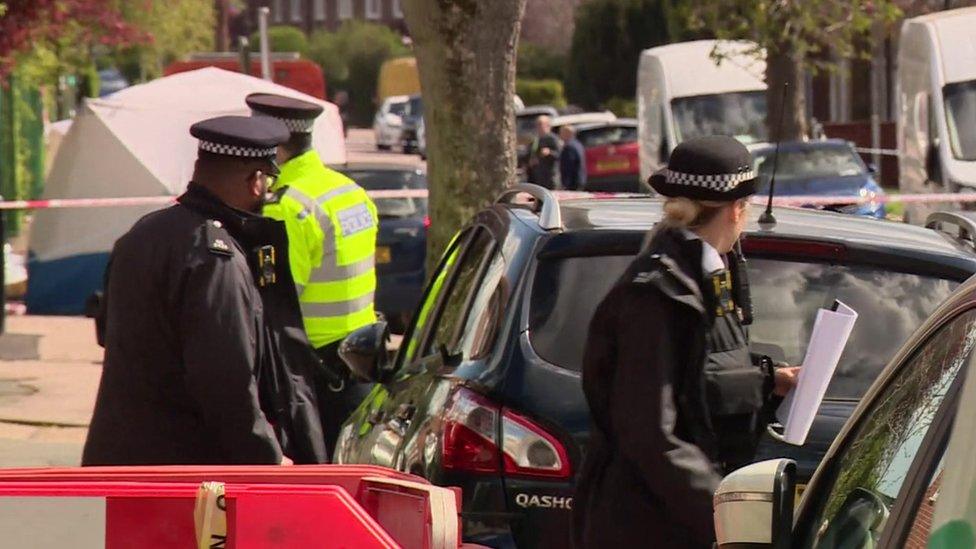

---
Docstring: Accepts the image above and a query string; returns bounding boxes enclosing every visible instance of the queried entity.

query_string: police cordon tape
[2,189,976,210]
[0,189,430,211]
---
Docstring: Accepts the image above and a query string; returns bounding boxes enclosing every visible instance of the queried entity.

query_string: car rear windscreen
[342,169,427,219]
[529,255,956,399]
[578,126,637,148]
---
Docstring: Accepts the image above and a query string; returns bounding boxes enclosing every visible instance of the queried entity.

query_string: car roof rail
[495,183,562,230]
[925,211,976,245]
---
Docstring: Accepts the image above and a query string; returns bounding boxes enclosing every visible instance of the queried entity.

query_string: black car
[334,185,976,548]
[336,163,427,333]
[717,213,976,548]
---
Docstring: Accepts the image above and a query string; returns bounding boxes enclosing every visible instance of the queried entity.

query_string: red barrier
[0,465,463,548]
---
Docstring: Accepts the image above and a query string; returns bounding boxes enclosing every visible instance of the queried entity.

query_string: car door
[792,306,976,548]
[337,227,498,468]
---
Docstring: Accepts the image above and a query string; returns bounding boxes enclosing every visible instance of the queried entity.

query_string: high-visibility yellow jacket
[264,150,378,348]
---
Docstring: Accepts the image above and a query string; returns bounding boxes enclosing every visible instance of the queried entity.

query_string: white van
[637,40,767,183]
[898,7,976,222]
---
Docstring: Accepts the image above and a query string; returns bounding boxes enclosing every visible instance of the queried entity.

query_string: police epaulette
[205,220,233,256]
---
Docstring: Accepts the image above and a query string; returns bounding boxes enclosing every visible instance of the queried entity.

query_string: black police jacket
[573,226,775,549]
[83,184,327,466]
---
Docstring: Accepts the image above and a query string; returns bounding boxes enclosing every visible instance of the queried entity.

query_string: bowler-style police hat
[649,136,758,201]
[190,115,289,175]
[246,93,324,134]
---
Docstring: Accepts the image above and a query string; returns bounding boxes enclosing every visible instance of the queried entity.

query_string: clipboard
[768,299,858,446]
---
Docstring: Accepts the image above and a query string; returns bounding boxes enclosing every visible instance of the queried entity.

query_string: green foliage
[684,0,901,75]
[566,0,675,109]
[116,0,216,80]
[605,96,637,118]
[249,25,309,55]
[306,21,408,126]
[0,73,44,236]
[516,43,566,81]
[516,79,567,109]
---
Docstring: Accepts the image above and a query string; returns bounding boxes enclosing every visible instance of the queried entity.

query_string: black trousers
[314,342,374,458]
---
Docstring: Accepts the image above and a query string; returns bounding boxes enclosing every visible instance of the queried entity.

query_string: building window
[273,0,284,22]
[314,0,326,21]
[392,0,403,18]
[339,0,353,19]
[365,0,381,19]
[290,0,302,22]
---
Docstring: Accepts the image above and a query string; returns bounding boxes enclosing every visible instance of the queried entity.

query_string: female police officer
[572,136,799,548]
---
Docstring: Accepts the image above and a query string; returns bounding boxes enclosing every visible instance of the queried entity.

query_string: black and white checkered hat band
[279,117,315,133]
[660,168,757,192]
[252,111,315,133]
[199,140,277,158]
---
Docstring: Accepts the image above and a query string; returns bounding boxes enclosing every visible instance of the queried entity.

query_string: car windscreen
[341,169,427,219]
[529,255,956,399]
[672,91,767,145]
[944,79,976,161]
[389,101,407,116]
[754,145,866,184]
[578,126,638,148]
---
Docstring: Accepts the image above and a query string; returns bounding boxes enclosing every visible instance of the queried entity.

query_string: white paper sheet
[774,300,858,446]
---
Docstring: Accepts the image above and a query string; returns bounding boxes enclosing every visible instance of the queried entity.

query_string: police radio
[730,240,754,326]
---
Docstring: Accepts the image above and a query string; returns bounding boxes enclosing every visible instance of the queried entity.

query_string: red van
[165,53,326,100]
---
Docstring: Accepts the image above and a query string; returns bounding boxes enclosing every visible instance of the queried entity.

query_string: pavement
[0,128,422,468]
[0,316,99,466]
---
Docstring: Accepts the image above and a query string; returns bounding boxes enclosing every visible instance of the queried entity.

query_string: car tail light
[442,388,501,474]
[423,215,431,229]
[441,387,571,479]
[501,410,571,478]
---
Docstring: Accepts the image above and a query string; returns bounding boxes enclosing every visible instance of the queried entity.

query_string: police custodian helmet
[649,135,758,201]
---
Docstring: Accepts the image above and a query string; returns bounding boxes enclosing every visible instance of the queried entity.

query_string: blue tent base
[26,252,110,315]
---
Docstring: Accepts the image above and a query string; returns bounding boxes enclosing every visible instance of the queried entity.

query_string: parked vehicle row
[333,184,976,548]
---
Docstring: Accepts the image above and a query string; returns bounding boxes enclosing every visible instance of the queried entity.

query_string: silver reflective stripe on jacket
[309,254,375,283]
[300,292,375,317]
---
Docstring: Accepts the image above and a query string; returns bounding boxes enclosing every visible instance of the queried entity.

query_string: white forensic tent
[27,67,346,314]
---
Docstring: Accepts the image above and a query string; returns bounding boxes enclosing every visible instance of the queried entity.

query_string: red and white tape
[0,189,430,211]
[1,189,975,211]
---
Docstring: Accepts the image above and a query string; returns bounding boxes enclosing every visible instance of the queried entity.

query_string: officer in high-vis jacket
[247,93,378,454]
[572,136,800,549]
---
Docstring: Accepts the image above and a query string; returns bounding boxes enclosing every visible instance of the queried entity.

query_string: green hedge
[306,21,408,126]
[249,25,309,54]
[516,79,567,109]
[605,96,637,118]
[517,43,566,81]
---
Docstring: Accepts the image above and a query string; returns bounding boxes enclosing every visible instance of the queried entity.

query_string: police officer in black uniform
[573,136,800,548]
[83,115,328,466]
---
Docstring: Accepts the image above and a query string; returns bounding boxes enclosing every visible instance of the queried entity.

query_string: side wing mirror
[714,459,796,549]
[867,162,879,175]
[338,321,392,384]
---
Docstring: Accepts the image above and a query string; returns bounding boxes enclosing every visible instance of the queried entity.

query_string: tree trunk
[214,0,230,52]
[765,44,807,141]
[403,0,527,271]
